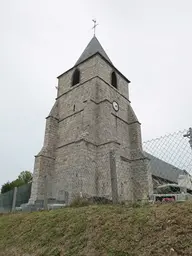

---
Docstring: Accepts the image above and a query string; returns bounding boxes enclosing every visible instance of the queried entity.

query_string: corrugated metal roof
[75,36,112,65]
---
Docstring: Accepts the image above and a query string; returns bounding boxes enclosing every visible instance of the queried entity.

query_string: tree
[18,171,33,183]
[11,178,25,188]
[1,171,33,194]
[1,182,12,194]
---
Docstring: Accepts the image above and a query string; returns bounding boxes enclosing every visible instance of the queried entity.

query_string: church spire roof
[75,36,112,65]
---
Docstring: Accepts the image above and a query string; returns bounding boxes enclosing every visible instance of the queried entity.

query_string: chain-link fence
[0,189,14,213]
[0,183,32,213]
[143,129,192,174]
[143,128,192,201]
[16,182,32,207]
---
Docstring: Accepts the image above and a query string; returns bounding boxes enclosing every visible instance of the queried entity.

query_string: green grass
[0,202,192,255]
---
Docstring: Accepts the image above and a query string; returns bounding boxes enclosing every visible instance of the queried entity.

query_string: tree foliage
[1,171,32,194]
[1,182,12,194]
[18,171,33,183]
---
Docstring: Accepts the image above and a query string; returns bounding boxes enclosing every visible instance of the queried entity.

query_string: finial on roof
[92,19,98,37]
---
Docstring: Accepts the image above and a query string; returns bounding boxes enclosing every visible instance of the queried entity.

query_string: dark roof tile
[75,36,112,65]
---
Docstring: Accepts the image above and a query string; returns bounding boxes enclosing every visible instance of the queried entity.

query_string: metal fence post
[183,127,192,150]
[11,187,17,212]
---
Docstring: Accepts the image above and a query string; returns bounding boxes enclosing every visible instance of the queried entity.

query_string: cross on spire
[92,19,98,37]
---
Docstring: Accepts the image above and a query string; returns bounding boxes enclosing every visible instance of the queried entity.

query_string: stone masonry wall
[57,57,98,97]
[29,103,59,204]
[54,141,97,202]
[97,56,129,99]
[30,52,152,204]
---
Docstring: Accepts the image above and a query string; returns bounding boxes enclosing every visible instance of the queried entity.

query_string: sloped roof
[144,152,188,183]
[75,36,112,65]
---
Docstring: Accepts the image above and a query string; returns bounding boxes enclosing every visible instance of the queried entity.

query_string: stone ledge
[45,115,59,121]
[98,76,131,103]
[56,76,130,103]
[56,76,97,100]
[59,109,84,123]
[57,139,120,150]
[35,154,55,160]
[121,155,149,163]
[111,113,141,125]
[90,98,112,105]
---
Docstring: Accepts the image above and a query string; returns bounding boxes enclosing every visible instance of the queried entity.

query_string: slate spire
[75,37,112,65]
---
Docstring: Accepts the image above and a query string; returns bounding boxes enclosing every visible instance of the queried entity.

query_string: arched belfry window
[111,71,117,89]
[72,68,80,86]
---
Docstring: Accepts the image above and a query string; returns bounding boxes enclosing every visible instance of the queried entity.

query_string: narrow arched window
[111,71,117,89]
[72,68,80,86]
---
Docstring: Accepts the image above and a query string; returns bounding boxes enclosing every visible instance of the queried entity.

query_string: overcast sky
[0,0,192,187]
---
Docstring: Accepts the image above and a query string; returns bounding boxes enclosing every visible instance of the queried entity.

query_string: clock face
[112,101,119,112]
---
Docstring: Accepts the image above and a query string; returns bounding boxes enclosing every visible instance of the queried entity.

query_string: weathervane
[92,19,98,37]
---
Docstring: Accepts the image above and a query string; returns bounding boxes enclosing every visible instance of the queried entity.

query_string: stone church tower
[29,36,153,205]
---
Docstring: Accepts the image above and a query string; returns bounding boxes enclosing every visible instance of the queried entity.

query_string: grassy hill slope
[0,202,192,256]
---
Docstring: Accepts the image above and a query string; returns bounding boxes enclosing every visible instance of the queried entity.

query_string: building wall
[29,53,152,205]
[97,56,129,99]
[117,157,134,202]
[54,141,97,202]
[29,102,59,204]
[57,57,98,97]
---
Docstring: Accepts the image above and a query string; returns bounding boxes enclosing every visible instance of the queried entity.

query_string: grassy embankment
[0,202,192,256]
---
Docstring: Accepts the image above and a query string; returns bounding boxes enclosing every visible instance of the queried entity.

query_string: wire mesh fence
[143,128,192,173]
[16,182,32,207]
[143,128,192,200]
[0,189,14,213]
[0,183,32,213]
